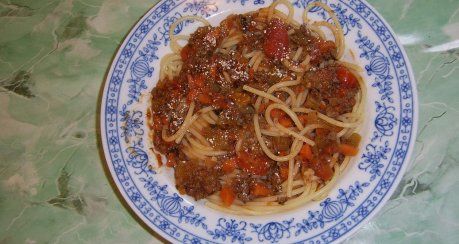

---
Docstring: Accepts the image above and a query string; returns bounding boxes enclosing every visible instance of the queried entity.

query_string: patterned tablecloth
[1,0,458,243]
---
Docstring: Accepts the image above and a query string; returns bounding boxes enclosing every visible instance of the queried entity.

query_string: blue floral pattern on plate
[100,0,417,243]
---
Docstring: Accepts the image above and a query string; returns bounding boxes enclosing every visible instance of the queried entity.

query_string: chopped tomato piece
[161,116,168,124]
[336,66,358,89]
[230,91,251,107]
[317,40,336,55]
[187,74,205,89]
[248,21,257,32]
[222,157,238,173]
[210,65,217,79]
[250,182,271,197]
[186,89,200,104]
[166,153,176,167]
[220,186,236,207]
[170,90,181,100]
[205,28,223,43]
[155,153,164,167]
[337,87,347,97]
[237,152,270,175]
[263,18,289,60]
[248,68,254,79]
[152,115,166,130]
[198,92,212,104]
[258,101,273,114]
[180,45,191,61]
[213,94,229,109]
[170,78,181,90]
[310,40,336,64]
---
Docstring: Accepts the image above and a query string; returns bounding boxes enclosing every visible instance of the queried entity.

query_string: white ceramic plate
[100,0,418,243]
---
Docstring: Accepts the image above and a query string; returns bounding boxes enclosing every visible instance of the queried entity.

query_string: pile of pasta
[153,0,366,215]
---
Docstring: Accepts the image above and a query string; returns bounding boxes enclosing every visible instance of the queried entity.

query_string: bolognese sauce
[149,1,364,215]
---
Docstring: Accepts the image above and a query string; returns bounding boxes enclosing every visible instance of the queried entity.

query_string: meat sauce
[150,13,359,203]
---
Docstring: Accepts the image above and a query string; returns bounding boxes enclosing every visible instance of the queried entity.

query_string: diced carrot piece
[315,128,329,137]
[323,144,338,155]
[155,153,164,167]
[278,115,293,128]
[333,126,342,133]
[222,157,238,173]
[293,85,306,94]
[257,104,265,113]
[270,108,285,119]
[258,101,272,113]
[281,75,294,81]
[298,114,308,125]
[279,163,289,181]
[319,102,326,111]
[250,182,271,197]
[300,144,314,161]
[338,144,359,156]
[315,162,333,181]
[308,158,333,181]
[220,186,236,207]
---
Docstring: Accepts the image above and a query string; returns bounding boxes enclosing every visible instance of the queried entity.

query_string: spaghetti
[149,1,365,215]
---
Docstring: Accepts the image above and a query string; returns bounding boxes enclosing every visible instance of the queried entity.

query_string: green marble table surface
[1,0,459,243]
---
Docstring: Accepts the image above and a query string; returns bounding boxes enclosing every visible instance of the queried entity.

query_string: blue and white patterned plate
[100,0,418,243]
